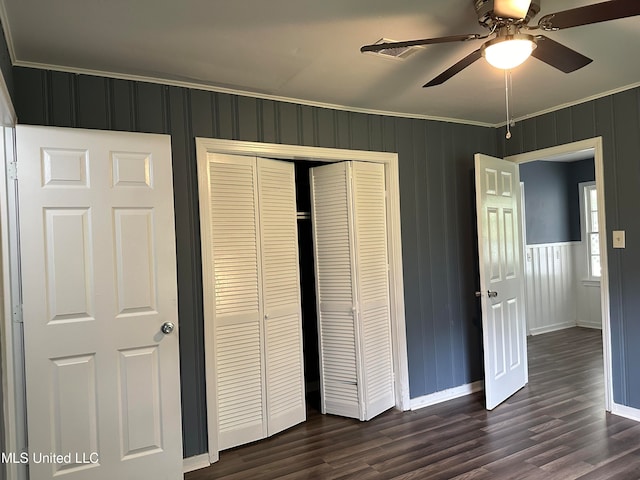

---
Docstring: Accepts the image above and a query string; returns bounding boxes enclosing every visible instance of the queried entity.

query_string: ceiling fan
[361,0,640,87]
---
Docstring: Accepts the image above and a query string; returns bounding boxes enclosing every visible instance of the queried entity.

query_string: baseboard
[529,322,576,336]
[576,320,602,330]
[410,381,484,411]
[612,403,640,422]
[183,454,210,474]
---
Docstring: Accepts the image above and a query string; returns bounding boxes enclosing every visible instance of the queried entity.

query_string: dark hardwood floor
[187,328,640,479]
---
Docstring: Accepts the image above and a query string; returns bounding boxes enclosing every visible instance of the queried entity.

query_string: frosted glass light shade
[482,35,536,70]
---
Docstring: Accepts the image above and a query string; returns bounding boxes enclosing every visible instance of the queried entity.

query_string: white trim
[0,0,16,64]
[576,320,602,330]
[579,181,600,282]
[2,127,26,480]
[196,138,409,464]
[8,61,640,129]
[0,71,15,127]
[520,182,529,336]
[10,61,493,128]
[611,403,640,423]
[507,139,599,166]
[504,81,640,127]
[529,322,577,336]
[0,11,17,126]
[525,241,580,249]
[506,137,613,413]
[410,381,484,411]
[183,454,210,474]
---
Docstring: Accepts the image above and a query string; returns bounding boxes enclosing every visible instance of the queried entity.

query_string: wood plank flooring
[187,328,640,480]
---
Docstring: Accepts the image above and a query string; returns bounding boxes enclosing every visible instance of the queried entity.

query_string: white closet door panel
[257,158,306,436]
[209,156,265,450]
[352,162,395,420]
[310,162,360,419]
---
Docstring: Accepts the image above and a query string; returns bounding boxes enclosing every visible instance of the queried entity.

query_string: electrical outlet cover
[613,230,626,249]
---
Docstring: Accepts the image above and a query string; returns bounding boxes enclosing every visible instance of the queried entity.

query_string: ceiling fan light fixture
[482,34,537,70]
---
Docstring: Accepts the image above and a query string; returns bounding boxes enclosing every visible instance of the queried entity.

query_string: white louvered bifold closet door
[256,158,306,436]
[310,161,395,421]
[209,154,266,450]
[351,162,395,420]
[310,162,361,419]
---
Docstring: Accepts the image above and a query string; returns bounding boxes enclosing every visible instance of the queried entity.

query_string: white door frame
[505,137,613,412]
[2,126,28,480]
[0,66,24,480]
[195,138,410,463]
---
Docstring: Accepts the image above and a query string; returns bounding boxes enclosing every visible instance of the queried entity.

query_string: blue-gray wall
[566,159,596,240]
[0,21,12,102]
[12,64,640,457]
[521,159,595,244]
[497,88,640,408]
[12,67,496,457]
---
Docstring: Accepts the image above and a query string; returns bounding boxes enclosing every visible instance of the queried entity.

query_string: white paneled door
[474,153,528,410]
[17,126,183,480]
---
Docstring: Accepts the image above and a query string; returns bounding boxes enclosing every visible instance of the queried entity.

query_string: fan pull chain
[509,70,515,129]
[505,69,511,139]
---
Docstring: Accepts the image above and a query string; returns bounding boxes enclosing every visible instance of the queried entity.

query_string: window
[582,182,600,279]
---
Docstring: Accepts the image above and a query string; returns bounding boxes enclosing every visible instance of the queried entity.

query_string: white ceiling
[1,0,639,125]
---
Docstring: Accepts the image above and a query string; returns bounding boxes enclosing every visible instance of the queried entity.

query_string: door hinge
[7,161,17,180]
[13,303,23,323]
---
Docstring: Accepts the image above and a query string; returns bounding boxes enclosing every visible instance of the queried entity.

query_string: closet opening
[195,138,410,464]
[294,160,324,410]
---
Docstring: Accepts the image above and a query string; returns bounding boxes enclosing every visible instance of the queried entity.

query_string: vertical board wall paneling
[14,66,496,457]
[167,86,208,456]
[395,118,424,398]
[427,121,453,388]
[497,86,640,408]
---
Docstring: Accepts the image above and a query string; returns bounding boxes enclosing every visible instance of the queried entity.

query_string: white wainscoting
[524,242,602,335]
[572,241,602,329]
[525,243,578,335]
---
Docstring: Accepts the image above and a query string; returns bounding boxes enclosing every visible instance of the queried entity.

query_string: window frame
[579,181,600,282]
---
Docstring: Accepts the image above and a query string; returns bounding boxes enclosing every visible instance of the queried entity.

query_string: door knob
[475,291,498,298]
[161,322,175,335]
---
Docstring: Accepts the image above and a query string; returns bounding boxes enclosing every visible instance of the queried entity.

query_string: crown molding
[12,60,498,128]
[500,81,640,128]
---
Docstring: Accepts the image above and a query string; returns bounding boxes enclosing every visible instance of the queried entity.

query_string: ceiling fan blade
[361,34,484,53]
[423,49,482,87]
[494,0,532,20]
[537,0,640,30]
[531,36,593,73]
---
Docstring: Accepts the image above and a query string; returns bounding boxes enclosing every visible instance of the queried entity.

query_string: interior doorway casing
[505,137,613,412]
[195,138,410,463]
